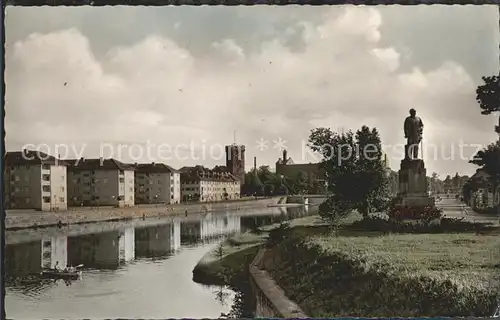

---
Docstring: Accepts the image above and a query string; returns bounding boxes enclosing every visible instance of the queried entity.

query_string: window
[43,196,51,203]
[14,187,20,193]
[42,174,50,181]
[25,197,31,204]
[129,187,133,192]
[43,185,51,192]
[59,197,65,202]
[61,187,65,192]
[42,164,50,170]
[158,180,162,184]
[171,195,174,199]
[119,177,125,183]
[11,175,19,182]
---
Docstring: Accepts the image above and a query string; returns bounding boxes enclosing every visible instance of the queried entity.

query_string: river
[5,205,316,319]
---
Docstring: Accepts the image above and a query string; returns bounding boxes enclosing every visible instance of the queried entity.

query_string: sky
[5,5,500,177]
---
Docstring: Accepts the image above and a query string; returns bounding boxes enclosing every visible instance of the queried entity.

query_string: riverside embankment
[192,213,500,318]
[6,197,282,230]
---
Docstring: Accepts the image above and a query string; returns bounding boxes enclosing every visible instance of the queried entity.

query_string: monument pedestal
[394,159,435,210]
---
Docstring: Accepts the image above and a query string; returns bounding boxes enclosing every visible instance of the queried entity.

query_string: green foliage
[387,206,443,223]
[346,216,497,234]
[266,221,292,248]
[469,141,500,187]
[308,125,390,222]
[476,75,500,133]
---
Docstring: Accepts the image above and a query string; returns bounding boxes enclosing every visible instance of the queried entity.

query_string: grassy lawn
[308,233,500,289]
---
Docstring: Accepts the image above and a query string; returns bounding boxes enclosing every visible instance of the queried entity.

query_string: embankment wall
[249,248,308,318]
[6,197,280,230]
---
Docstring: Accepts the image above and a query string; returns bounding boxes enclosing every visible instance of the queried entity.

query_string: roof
[276,157,295,165]
[132,162,179,173]
[5,150,63,166]
[180,165,239,182]
[65,158,135,171]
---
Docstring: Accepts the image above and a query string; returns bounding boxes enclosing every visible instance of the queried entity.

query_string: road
[435,197,499,225]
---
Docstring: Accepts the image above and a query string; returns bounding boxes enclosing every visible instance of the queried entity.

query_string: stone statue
[404,108,424,160]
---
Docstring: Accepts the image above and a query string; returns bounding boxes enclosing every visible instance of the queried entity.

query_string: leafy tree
[476,75,500,133]
[308,125,389,221]
[264,183,275,196]
[469,141,500,212]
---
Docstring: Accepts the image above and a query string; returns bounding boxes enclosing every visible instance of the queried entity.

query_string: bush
[387,206,443,222]
[346,216,496,234]
[318,195,354,225]
[266,221,292,248]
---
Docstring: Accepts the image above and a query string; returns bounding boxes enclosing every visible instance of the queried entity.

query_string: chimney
[152,162,155,166]
[134,162,138,167]
[254,157,257,171]
[283,150,287,164]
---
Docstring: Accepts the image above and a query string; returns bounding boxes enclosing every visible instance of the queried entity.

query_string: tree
[476,75,500,134]
[469,141,500,212]
[243,169,263,196]
[308,125,389,221]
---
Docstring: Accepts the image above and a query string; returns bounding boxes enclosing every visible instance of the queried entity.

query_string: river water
[5,205,316,319]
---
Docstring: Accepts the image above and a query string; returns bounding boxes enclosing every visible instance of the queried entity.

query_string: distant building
[225,144,245,186]
[131,162,181,205]
[180,165,240,202]
[467,168,496,210]
[66,158,135,207]
[5,150,68,211]
[275,150,326,192]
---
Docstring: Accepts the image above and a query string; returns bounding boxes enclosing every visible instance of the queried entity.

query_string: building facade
[66,158,135,207]
[225,144,245,186]
[180,166,240,202]
[5,150,68,211]
[275,150,327,193]
[132,163,181,205]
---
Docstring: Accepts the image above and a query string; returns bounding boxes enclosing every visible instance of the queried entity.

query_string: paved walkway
[436,197,499,225]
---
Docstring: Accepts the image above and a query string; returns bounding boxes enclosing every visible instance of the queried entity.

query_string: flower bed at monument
[387,206,442,222]
[265,228,499,317]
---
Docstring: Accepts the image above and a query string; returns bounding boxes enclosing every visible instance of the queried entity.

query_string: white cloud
[6,6,497,176]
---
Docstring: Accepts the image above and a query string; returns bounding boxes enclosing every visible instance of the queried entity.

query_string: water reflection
[5,205,318,319]
[181,214,241,245]
[135,221,180,259]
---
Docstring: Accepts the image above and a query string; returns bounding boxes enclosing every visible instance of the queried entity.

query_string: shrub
[266,221,292,248]
[387,206,443,222]
[346,216,496,234]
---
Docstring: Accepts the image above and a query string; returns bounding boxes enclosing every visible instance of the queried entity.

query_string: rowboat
[40,269,82,280]
[40,264,83,280]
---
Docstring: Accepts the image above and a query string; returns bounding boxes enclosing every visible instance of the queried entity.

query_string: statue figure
[404,108,424,160]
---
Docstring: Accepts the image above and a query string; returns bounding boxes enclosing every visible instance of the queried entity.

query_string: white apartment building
[5,150,68,211]
[180,166,240,202]
[66,158,135,207]
[133,163,181,205]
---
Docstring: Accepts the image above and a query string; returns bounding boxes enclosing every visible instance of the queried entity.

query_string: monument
[394,108,435,210]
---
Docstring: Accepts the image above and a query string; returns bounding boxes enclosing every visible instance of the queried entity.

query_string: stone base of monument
[391,158,437,224]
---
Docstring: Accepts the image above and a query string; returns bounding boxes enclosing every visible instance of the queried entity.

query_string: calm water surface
[5,206,315,319]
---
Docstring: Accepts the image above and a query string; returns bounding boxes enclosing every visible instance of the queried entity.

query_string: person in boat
[54,261,62,272]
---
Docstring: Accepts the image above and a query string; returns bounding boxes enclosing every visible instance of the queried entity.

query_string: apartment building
[5,150,67,211]
[66,158,135,207]
[132,162,181,205]
[180,166,240,202]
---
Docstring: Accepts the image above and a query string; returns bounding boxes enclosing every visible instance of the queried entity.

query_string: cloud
[6,6,498,177]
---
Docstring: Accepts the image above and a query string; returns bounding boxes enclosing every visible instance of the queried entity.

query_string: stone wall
[249,248,308,318]
[6,197,280,230]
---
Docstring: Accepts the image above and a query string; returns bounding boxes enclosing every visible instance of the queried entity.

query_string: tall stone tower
[225,144,245,185]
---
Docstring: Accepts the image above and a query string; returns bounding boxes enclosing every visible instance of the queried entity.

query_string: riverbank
[6,197,281,230]
[193,213,500,317]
